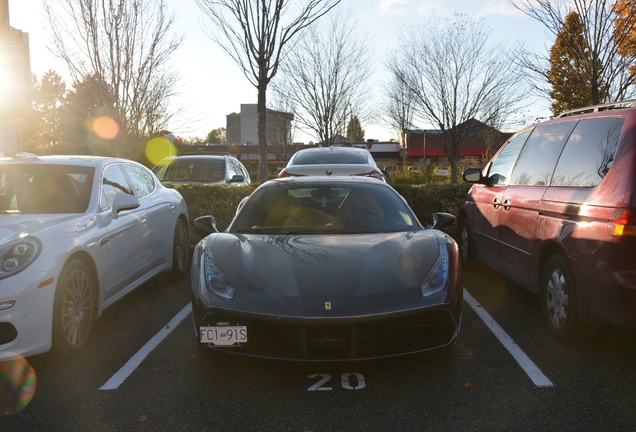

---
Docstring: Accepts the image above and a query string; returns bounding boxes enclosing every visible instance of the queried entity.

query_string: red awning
[407,148,486,157]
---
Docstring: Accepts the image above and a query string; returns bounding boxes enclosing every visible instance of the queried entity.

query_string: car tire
[51,259,96,358]
[458,217,475,271]
[540,255,581,341]
[168,218,190,280]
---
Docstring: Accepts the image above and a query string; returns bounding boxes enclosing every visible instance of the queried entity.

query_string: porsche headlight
[420,243,449,298]
[0,238,41,280]
[203,247,236,301]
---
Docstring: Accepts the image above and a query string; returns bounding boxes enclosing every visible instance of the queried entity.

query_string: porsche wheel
[52,259,96,358]
[541,255,581,341]
[168,218,190,280]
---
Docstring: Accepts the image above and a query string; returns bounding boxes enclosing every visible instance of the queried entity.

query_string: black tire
[51,259,96,358]
[540,255,581,341]
[168,218,190,280]
[458,217,475,271]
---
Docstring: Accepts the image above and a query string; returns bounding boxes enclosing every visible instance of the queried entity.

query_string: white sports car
[0,154,190,359]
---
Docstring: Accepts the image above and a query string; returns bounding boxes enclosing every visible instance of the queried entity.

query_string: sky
[7,0,553,143]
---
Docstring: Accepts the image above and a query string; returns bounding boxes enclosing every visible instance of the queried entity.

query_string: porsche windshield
[0,164,94,214]
[232,182,419,234]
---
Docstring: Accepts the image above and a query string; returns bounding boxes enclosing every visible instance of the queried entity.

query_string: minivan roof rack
[557,100,636,118]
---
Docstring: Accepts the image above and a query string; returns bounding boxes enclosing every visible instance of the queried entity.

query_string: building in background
[0,0,31,153]
[226,104,294,160]
[404,119,512,172]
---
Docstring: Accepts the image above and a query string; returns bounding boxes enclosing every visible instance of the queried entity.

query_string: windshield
[0,164,94,214]
[159,158,226,183]
[231,182,418,234]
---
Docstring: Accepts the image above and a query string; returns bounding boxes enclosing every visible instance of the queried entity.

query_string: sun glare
[146,136,177,166]
[88,116,120,140]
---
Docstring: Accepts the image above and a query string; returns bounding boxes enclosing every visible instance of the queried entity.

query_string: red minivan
[459,101,636,340]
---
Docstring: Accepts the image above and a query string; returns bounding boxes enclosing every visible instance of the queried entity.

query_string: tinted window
[238,162,249,180]
[124,164,155,198]
[232,182,417,234]
[509,121,576,186]
[100,164,133,212]
[293,149,370,165]
[551,117,624,187]
[161,158,226,182]
[227,159,239,178]
[0,164,93,214]
[487,131,530,186]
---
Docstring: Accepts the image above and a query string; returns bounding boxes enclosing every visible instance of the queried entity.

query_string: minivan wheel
[541,255,581,341]
[458,218,475,270]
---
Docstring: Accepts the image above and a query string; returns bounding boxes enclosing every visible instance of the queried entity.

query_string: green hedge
[171,182,471,243]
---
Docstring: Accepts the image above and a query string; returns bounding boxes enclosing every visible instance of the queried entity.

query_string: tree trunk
[257,81,268,183]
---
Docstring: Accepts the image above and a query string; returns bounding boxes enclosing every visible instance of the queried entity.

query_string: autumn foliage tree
[512,0,636,111]
[206,127,226,144]
[548,11,609,115]
[614,0,636,76]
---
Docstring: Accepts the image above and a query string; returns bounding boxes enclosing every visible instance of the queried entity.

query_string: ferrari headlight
[420,243,449,298]
[203,247,236,301]
[0,238,41,280]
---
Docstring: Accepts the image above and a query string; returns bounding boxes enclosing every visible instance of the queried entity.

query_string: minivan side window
[509,121,577,186]
[486,131,531,186]
[550,117,624,187]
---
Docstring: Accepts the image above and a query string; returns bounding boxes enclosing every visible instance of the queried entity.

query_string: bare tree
[388,14,526,183]
[510,0,636,106]
[44,0,183,147]
[271,12,372,146]
[383,75,416,165]
[196,0,341,183]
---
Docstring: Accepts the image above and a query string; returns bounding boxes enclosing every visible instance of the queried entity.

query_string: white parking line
[100,303,192,391]
[463,288,554,387]
[100,292,552,390]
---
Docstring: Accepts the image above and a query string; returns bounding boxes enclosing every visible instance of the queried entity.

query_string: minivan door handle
[502,198,511,211]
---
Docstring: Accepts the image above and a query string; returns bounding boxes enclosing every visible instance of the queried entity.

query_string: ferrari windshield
[231,181,420,234]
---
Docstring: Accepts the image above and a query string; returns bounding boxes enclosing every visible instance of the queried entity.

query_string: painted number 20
[307,373,366,391]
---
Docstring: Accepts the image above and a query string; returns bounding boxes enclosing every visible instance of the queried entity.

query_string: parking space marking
[463,288,554,388]
[100,303,192,391]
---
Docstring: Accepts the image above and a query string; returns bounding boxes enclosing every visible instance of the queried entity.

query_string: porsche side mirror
[111,193,140,219]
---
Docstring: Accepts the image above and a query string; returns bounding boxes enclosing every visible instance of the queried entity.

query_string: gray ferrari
[190,176,462,361]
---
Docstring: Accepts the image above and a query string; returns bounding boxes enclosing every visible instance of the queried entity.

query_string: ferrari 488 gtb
[191,176,462,361]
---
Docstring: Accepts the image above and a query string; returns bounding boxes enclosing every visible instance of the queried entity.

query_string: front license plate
[200,325,247,346]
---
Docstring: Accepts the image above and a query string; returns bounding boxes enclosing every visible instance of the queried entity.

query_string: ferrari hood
[209,231,444,297]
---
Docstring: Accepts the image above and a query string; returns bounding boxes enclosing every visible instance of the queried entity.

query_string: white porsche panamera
[0,154,190,359]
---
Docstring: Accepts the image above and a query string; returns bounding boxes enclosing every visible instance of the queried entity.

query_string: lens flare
[146,137,177,166]
[0,354,36,415]
[86,116,120,140]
